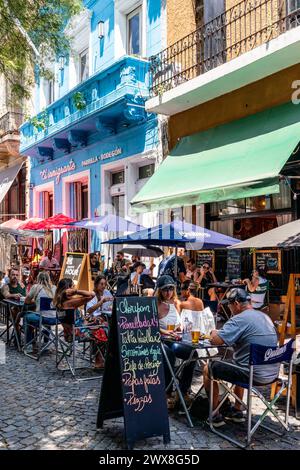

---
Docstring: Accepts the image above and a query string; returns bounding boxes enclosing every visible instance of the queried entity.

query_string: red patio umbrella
[24,213,76,230]
[18,217,44,230]
[35,213,76,230]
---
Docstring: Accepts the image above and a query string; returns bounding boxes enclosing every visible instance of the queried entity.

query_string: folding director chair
[55,309,107,380]
[23,297,58,360]
[208,339,295,448]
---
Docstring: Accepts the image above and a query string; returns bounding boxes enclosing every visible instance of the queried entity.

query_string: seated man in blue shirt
[203,288,279,427]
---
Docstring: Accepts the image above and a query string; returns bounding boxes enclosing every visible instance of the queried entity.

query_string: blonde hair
[156,287,178,303]
[36,271,54,299]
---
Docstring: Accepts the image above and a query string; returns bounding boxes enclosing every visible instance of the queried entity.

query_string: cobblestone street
[1,341,300,451]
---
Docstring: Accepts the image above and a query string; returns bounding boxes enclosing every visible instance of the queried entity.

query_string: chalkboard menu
[60,252,92,290]
[253,249,282,274]
[196,250,215,270]
[227,250,242,280]
[97,297,170,449]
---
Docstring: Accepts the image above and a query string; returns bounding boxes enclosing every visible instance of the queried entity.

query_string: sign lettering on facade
[39,148,123,184]
[40,159,76,184]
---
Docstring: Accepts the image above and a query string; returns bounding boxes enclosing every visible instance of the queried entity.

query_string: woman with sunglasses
[156,275,197,409]
[197,262,217,302]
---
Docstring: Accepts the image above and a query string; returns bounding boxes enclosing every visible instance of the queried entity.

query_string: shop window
[112,194,125,218]
[138,164,155,180]
[111,170,124,185]
[210,181,291,217]
[127,7,142,55]
[79,48,89,82]
[288,0,300,13]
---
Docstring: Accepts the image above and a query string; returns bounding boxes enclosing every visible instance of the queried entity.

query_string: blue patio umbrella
[103,220,239,249]
[67,214,146,233]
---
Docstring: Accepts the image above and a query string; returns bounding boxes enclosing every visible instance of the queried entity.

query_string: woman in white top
[243,267,268,309]
[156,275,197,407]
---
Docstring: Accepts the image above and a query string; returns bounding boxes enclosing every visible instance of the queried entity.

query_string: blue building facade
[19,0,165,252]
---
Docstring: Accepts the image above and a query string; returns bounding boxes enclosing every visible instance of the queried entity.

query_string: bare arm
[245,278,258,292]
[209,330,225,346]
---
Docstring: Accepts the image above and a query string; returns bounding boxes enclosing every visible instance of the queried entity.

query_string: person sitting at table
[185,259,199,282]
[203,288,279,428]
[156,275,197,409]
[197,262,217,302]
[112,251,130,275]
[1,267,26,341]
[84,275,113,368]
[130,262,144,287]
[39,250,60,271]
[158,248,186,284]
[90,252,101,279]
[1,267,26,300]
[243,267,268,310]
[53,278,94,342]
[180,280,204,312]
[86,275,113,316]
[31,248,42,265]
[23,271,56,351]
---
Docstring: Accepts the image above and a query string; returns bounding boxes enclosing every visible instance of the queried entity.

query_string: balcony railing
[0,111,24,138]
[20,56,149,154]
[150,0,300,96]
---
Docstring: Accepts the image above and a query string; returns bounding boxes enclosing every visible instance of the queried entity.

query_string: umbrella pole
[59,228,62,266]
[175,245,178,283]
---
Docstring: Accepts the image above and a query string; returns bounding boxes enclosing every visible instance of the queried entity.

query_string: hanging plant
[72,91,86,110]
[29,109,49,132]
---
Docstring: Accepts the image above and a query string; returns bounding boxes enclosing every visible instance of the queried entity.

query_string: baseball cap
[221,288,250,305]
[156,275,176,290]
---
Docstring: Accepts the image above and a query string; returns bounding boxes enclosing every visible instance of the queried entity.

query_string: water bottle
[182,315,192,342]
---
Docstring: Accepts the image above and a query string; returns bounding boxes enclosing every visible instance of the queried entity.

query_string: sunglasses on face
[162,286,175,293]
[202,266,209,270]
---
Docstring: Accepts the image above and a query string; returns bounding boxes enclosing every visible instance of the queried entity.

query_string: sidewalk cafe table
[207,282,245,320]
[0,299,25,352]
[161,336,228,427]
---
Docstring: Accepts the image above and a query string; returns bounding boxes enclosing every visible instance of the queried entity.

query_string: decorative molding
[95,119,115,137]
[37,146,53,159]
[67,130,88,147]
[52,138,71,154]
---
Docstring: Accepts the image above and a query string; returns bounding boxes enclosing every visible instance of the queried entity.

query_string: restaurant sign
[40,159,76,184]
[39,148,123,184]
[82,148,123,167]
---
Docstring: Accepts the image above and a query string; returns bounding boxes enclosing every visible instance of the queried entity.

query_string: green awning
[131,101,300,213]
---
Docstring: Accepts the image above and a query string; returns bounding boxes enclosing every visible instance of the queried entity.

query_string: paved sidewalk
[1,342,300,450]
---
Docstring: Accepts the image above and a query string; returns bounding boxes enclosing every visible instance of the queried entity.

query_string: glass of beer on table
[167,322,175,331]
[191,312,201,343]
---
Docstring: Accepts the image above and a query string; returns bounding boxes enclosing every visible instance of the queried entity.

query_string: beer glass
[191,312,200,344]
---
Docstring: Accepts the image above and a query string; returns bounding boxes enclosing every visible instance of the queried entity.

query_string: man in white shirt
[39,250,60,270]
[86,275,113,317]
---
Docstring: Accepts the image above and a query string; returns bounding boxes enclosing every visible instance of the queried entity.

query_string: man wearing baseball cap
[202,288,279,427]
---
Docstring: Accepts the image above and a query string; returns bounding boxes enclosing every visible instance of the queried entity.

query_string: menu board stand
[227,250,242,280]
[59,252,92,291]
[253,249,282,274]
[97,297,170,450]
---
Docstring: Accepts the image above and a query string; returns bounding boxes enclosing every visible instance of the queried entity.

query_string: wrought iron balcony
[150,0,300,97]
[20,56,150,158]
[0,111,24,138]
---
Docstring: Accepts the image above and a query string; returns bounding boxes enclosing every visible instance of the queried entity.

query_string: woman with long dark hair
[53,278,94,342]
[156,275,196,409]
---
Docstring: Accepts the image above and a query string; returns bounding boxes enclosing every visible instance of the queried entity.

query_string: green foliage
[72,91,86,110]
[28,109,49,132]
[0,0,82,103]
